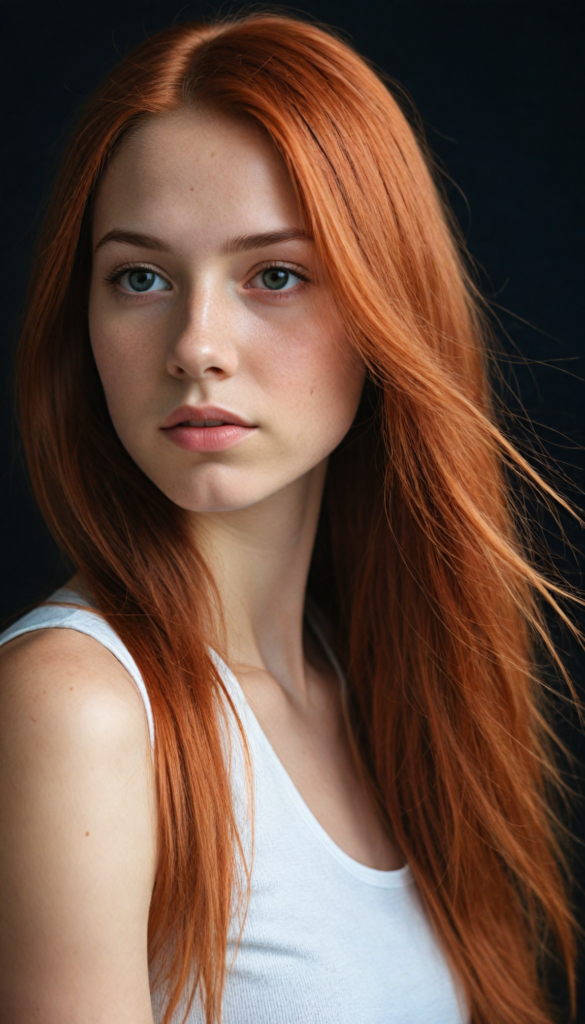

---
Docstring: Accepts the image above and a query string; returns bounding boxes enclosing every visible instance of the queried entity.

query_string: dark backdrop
[1,0,584,1013]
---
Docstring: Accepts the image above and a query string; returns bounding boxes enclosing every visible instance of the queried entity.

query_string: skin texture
[0,108,401,1022]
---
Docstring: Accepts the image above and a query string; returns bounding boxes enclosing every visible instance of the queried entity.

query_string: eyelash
[104,260,311,299]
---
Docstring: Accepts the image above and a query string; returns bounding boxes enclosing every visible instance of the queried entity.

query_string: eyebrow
[94,230,173,254]
[94,227,311,255]
[223,228,311,254]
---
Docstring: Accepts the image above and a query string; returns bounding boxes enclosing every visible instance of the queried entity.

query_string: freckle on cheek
[85,832,90,837]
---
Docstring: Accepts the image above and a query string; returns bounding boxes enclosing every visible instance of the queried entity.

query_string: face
[89,108,365,514]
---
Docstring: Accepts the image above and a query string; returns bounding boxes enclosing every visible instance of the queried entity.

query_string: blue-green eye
[248,265,306,293]
[262,268,293,290]
[117,268,170,293]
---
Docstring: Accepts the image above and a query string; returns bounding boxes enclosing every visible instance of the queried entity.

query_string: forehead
[91,108,302,247]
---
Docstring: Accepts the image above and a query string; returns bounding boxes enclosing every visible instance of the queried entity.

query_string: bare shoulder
[0,624,149,736]
[0,625,155,833]
[0,627,156,1023]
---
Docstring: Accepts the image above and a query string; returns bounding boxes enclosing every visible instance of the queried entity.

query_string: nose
[165,283,239,381]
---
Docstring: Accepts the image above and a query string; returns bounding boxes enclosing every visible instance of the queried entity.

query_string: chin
[157,466,280,515]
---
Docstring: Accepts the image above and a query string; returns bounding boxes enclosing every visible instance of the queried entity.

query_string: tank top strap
[0,587,155,752]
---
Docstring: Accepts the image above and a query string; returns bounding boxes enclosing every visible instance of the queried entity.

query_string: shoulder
[0,624,151,754]
[0,624,155,847]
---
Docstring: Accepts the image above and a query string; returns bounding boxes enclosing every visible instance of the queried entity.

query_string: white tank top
[0,588,468,1024]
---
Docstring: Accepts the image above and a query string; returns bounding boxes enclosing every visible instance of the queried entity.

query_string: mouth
[161,404,255,431]
[160,405,257,453]
[177,418,234,427]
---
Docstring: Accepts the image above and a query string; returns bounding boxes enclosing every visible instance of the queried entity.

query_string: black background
[1,0,584,1014]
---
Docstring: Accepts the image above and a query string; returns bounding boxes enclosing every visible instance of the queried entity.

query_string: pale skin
[0,108,403,1023]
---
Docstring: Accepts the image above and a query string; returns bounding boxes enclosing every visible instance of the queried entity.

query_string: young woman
[0,13,580,1024]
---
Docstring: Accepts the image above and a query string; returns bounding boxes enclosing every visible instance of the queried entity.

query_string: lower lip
[162,424,257,453]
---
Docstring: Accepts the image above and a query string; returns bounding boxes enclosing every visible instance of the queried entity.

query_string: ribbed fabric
[0,589,468,1024]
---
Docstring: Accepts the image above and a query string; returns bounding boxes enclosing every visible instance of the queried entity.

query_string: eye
[247,265,307,293]
[109,266,171,294]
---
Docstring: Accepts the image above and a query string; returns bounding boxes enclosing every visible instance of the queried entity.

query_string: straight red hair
[16,12,582,1024]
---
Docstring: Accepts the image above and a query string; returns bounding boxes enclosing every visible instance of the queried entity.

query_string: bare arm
[0,628,157,1024]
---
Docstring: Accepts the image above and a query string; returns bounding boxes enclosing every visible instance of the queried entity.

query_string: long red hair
[16,12,582,1024]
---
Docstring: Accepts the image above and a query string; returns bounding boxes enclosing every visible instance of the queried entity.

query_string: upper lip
[161,404,256,429]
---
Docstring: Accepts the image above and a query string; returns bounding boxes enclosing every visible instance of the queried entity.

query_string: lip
[160,404,257,454]
[161,405,255,430]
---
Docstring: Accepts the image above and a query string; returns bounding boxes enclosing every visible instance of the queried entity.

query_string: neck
[193,460,328,702]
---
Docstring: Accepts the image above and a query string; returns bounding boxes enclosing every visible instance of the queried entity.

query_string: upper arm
[0,628,157,1024]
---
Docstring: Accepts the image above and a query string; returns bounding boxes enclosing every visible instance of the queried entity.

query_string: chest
[235,657,404,871]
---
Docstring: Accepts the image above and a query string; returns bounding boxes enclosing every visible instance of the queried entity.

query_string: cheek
[253,317,365,452]
[89,292,124,400]
[88,297,157,421]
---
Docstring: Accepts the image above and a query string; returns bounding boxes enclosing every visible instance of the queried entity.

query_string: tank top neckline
[209,646,411,888]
